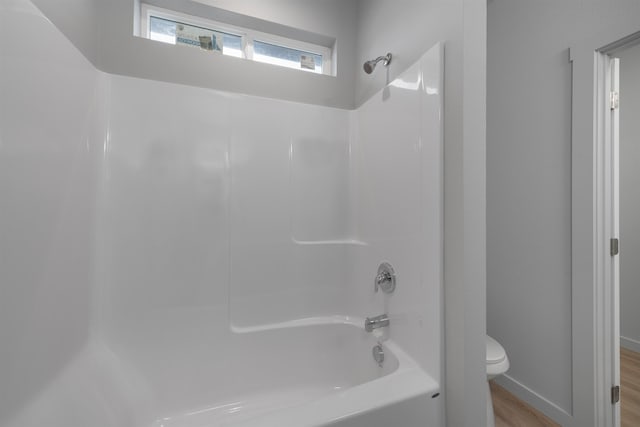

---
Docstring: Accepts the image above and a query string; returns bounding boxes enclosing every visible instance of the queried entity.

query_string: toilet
[486,335,509,427]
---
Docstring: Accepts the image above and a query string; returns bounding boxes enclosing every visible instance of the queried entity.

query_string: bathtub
[149,317,442,427]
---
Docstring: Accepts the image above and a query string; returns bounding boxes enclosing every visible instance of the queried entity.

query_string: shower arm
[373,54,392,67]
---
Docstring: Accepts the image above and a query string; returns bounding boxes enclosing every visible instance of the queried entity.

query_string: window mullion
[245,30,254,61]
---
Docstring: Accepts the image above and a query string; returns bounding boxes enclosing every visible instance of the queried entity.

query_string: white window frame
[140,4,333,76]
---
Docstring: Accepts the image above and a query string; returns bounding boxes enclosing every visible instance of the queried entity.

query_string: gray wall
[487,0,640,424]
[619,42,640,352]
[355,0,459,107]
[32,0,359,109]
[356,1,487,426]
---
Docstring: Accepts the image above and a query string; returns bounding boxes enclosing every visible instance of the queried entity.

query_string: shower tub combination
[0,2,444,426]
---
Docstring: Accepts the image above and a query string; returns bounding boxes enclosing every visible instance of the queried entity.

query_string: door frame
[571,30,640,427]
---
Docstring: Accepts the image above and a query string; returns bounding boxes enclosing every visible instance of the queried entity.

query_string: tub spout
[365,314,390,332]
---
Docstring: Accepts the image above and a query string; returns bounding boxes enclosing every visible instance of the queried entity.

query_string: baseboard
[494,374,573,426]
[621,336,640,353]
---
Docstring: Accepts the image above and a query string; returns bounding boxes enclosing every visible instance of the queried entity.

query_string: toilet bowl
[486,335,509,427]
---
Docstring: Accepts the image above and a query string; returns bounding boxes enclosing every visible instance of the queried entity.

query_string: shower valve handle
[374,262,396,294]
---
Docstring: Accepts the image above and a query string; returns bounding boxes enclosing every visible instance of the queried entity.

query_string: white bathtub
[148,317,441,427]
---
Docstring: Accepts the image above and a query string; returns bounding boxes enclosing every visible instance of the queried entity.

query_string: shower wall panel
[0,0,102,424]
[98,75,232,339]
[229,96,352,327]
[348,45,443,379]
[98,74,354,332]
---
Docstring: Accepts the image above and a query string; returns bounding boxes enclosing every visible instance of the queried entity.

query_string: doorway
[594,35,640,427]
[614,42,640,427]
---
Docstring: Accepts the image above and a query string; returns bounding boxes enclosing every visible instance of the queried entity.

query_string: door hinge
[611,238,619,256]
[612,385,620,404]
[611,91,620,110]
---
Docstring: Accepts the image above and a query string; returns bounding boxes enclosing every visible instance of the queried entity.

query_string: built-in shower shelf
[231,315,362,334]
[291,238,368,246]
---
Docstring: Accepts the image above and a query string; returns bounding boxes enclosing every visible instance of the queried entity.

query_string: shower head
[363,53,392,74]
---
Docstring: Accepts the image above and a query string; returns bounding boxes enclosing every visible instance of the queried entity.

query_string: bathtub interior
[111,321,399,420]
[0,2,443,427]
[144,322,402,426]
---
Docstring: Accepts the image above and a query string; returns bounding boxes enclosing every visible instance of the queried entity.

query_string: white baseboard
[621,336,640,353]
[493,374,573,426]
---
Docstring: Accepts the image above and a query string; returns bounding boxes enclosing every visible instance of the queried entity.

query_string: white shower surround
[0,1,443,426]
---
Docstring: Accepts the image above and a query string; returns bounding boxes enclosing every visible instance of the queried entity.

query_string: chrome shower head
[363,53,392,74]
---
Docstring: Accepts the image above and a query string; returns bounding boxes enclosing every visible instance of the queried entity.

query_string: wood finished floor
[490,348,640,427]
[621,347,640,427]
[490,381,560,427]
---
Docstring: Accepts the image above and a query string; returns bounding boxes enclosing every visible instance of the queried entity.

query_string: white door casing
[602,55,621,427]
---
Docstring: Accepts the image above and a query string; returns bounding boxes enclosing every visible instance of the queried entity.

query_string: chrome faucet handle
[374,262,396,294]
[374,271,390,292]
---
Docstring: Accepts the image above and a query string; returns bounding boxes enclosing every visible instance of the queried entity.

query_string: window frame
[140,4,333,76]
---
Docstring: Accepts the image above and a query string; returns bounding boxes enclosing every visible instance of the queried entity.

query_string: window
[140,4,333,75]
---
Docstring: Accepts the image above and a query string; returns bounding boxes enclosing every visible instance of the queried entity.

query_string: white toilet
[486,335,509,427]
